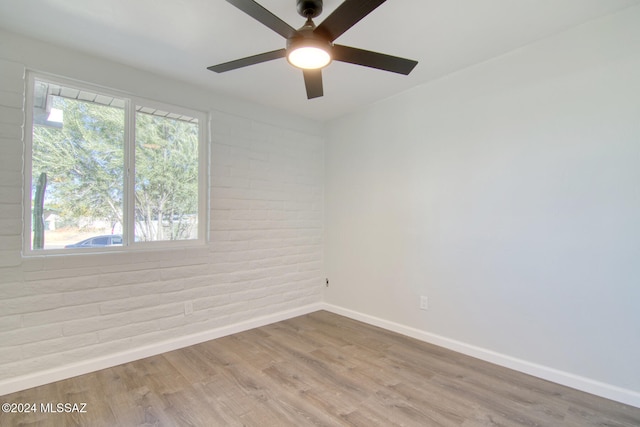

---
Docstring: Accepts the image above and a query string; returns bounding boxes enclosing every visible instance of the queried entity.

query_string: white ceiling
[1,0,638,121]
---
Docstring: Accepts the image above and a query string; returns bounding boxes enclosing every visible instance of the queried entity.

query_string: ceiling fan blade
[315,0,386,42]
[226,0,297,39]
[208,49,287,73]
[332,44,418,75]
[303,69,323,99]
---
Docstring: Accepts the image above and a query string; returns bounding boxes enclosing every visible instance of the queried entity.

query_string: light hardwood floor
[2,310,639,426]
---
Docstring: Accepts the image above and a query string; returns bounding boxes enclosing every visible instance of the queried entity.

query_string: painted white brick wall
[0,58,324,383]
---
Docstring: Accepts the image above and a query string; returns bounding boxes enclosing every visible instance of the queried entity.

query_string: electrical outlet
[184,301,194,316]
[420,296,428,310]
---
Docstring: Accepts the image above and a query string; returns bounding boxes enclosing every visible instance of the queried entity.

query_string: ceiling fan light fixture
[287,45,331,69]
[286,32,332,70]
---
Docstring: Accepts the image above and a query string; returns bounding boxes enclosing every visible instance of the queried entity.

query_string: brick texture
[0,59,324,382]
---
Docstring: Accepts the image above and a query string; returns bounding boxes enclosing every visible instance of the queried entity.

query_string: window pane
[31,80,125,250]
[134,112,199,242]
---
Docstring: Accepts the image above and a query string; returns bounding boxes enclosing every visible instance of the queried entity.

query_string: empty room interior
[1,0,639,425]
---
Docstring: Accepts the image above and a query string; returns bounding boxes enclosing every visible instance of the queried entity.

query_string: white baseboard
[0,302,323,397]
[321,303,640,409]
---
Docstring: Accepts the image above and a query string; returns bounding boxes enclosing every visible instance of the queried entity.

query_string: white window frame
[23,71,209,255]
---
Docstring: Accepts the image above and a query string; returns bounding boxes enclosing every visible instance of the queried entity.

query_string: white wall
[325,6,640,405]
[0,31,324,394]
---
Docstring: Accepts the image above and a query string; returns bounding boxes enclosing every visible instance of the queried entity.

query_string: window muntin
[26,74,206,253]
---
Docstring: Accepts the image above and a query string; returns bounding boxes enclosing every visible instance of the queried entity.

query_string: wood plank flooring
[2,310,639,426]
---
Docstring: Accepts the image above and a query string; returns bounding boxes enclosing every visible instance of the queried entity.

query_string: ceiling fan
[208,0,418,99]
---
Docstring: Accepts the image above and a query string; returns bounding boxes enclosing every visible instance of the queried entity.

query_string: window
[25,74,207,253]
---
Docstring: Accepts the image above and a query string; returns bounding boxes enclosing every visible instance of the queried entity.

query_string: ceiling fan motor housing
[286,16,333,66]
[297,0,323,18]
